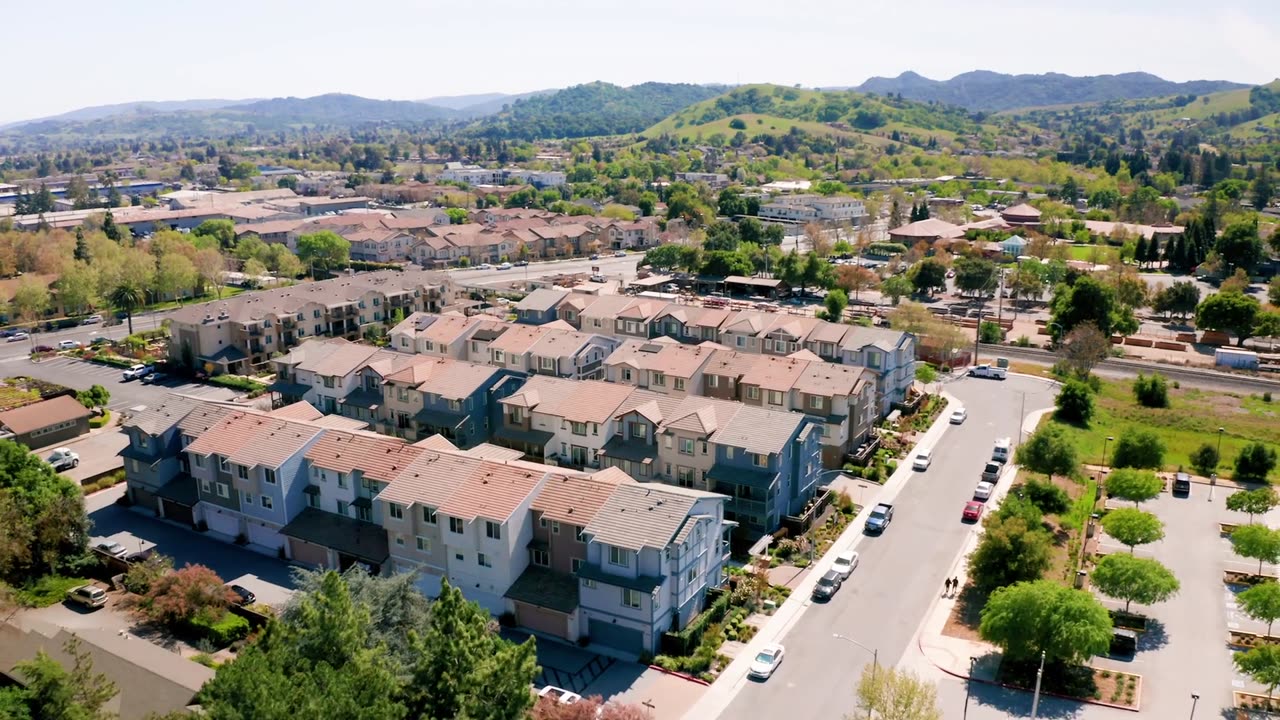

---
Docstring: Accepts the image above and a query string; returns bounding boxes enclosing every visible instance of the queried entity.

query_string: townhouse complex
[121,395,729,656]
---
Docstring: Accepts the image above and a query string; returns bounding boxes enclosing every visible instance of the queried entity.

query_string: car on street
[613,251,627,257]
[974,481,995,501]
[992,437,1012,463]
[67,585,107,609]
[46,447,80,472]
[7,331,29,342]
[812,570,844,600]
[949,407,967,424]
[498,262,512,270]
[82,315,103,325]
[911,448,932,471]
[590,253,601,260]
[748,644,785,680]
[477,263,492,270]
[1173,471,1191,496]
[865,503,894,534]
[537,686,582,705]
[122,363,153,381]
[514,260,529,267]
[228,584,256,605]
[831,550,859,578]
[141,372,167,385]
[962,501,984,523]
[968,364,1007,380]
[57,339,82,350]
[981,460,1004,483]
[95,541,128,558]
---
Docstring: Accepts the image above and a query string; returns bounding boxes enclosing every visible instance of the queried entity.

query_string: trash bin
[1075,570,1087,589]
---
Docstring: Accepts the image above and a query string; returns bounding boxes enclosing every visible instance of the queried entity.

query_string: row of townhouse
[757,194,868,224]
[165,270,456,375]
[408,219,658,268]
[438,163,567,188]
[265,335,824,537]
[119,395,731,656]
[513,288,915,418]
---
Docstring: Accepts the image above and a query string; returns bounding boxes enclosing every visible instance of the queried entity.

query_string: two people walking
[943,576,960,597]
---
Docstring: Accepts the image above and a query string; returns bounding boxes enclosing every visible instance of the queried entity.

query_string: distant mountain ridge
[230,93,456,122]
[417,90,556,115]
[853,71,1248,111]
[0,98,257,129]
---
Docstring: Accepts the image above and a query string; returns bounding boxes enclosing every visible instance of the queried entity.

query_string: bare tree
[1057,321,1111,377]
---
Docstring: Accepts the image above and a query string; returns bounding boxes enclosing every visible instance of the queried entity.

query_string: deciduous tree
[1151,280,1200,321]
[1241,582,1280,637]
[1091,553,1179,612]
[296,230,351,277]
[1056,321,1110,377]
[1100,508,1164,552]
[0,440,88,584]
[1196,290,1261,346]
[1054,379,1094,425]
[1235,644,1280,701]
[1109,429,1165,470]
[10,277,50,325]
[953,256,996,297]
[967,515,1052,591]
[909,258,947,296]
[1227,488,1280,522]
[1236,442,1279,484]
[1190,443,1220,477]
[1015,424,1078,484]
[880,275,912,305]
[143,564,237,627]
[979,580,1113,664]
[1105,468,1163,504]
[853,665,941,720]
[1232,524,1280,575]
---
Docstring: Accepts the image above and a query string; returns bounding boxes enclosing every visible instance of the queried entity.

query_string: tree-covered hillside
[464,82,725,140]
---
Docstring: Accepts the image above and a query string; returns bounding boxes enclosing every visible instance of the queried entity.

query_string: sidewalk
[682,392,960,720]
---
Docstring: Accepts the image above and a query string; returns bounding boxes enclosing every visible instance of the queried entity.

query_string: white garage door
[247,521,283,553]
[413,570,444,599]
[204,508,241,538]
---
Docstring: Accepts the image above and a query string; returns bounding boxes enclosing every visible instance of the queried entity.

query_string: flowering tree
[142,563,237,626]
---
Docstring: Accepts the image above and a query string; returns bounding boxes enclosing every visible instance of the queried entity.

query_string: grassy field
[1044,376,1280,479]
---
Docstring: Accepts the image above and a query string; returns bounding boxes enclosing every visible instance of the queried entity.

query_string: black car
[1172,472,1191,496]
[228,584,256,605]
[812,570,843,601]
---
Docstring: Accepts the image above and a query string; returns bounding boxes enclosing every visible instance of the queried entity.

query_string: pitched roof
[513,376,634,424]
[527,329,599,360]
[488,323,553,354]
[604,339,717,378]
[268,401,325,421]
[738,354,809,392]
[0,395,90,435]
[889,217,964,239]
[436,460,547,522]
[280,338,382,377]
[304,430,423,482]
[793,362,867,397]
[703,349,761,379]
[412,359,502,400]
[515,288,569,313]
[839,325,911,353]
[122,394,203,436]
[532,474,628,525]
[584,483,707,551]
[378,450,469,507]
[710,404,806,456]
[185,411,324,469]
[1001,203,1042,218]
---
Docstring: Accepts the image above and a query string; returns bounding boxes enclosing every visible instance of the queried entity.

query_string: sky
[6,0,1279,125]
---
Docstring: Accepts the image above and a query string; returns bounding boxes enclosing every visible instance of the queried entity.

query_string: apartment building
[603,340,718,397]
[377,356,525,447]
[389,312,493,359]
[757,194,867,224]
[167,270,452,375]
[269,338,387,413]
[492,376,636,467]
[119,395,207,523]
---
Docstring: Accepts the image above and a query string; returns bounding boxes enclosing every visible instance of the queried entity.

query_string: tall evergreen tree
[1134,237,1149,269]
[73,228,91,263]
[102,211,124,243]
[1145,237,1162,267]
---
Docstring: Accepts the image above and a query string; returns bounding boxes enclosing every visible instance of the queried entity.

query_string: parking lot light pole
[1101,435,1114,479]
[832,633,878,720]
[1189,692,1200,719]
[1029,650,1046,719]
[963,656,977,719]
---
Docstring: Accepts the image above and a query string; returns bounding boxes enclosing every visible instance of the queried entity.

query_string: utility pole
[1030,650,1046,719]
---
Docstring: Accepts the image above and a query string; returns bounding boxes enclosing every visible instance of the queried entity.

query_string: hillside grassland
[1046,377,1280,480]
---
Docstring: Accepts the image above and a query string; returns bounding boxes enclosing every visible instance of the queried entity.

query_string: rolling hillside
[856,70,1246,111]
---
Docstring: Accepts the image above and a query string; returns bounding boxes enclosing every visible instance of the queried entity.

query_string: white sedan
[974,481,995,501]
[831,550,860,579]
[749,643,785,680]
[537,686,582,705]
[949,407,968,424]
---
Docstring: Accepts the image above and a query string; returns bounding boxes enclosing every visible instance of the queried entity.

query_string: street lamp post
[1189,692,1200,719]
[963,657,977,719]
[1101,435,1114,479]
[1029,650,1047,719]
[1217,426,1225,463]
[833,633,878,720]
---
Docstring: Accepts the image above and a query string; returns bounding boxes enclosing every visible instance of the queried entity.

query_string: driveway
[87,486,296,607]
[713,374,1058,720]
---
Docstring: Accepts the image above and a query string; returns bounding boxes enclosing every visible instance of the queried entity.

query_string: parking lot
[8,355,237,412]
[1092,480,1278,716]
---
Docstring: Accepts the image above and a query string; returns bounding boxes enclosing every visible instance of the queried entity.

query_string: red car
[962,501,984,522]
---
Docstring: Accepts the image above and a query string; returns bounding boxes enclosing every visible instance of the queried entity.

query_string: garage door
[413,569,444,598]
[161,499,194,526]
[247,521,283,553]
[588,618,645,656]
[515,602,570,640]
[204,508,241,538]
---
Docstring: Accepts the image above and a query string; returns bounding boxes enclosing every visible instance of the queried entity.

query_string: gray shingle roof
[121,394,203,436]
[710,404,805,456]
[584,483,708,551]
[515,288,568,313]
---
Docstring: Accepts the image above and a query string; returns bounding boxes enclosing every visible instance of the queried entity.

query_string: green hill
[463,82,725,141]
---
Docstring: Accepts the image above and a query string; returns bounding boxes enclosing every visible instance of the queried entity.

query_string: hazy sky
[6,0,1278,124]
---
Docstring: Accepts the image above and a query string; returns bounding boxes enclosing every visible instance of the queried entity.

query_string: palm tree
[108,283,144,336]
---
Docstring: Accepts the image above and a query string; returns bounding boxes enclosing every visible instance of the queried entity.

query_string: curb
[647,665,711,686]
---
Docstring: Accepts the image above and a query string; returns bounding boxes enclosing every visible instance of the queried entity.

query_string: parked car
[57,339,82,350]
[122,363,153,381]
[748,644,785,680]
[962,501,985,523]
[67,585,107,609]
[590,253,601,260]
[82,314,103,325]
[46,447,79,472]
[498,262,513,270]
[7,331,29,342]
[865,503,894,534]
[537,686,582,705]
[140,372,167,385]
[1172,472,1191,496]
[912,448,932,471]
[968,364,1007,380]
[514,260,529,267]
[228,584,256,605]
[613,251,627,257]
[991,437,1012,463]
[831,550,859,578]
[949,407,967,424]
[812,570,844,600]
[974,481,995,501]
[90,336,111,346]
[32,345,54,353]
[981,460,1005,483]
[95,541,128,558]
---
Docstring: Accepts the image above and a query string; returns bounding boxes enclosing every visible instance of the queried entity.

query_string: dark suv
[1172,472,1191,496]
[812,570,843,601]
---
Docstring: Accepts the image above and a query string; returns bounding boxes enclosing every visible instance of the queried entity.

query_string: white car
[7,331,29,342]
[974,481,995,501]
[477,263,493,270]
[95,541,128,558]
[122,363,153,381]
[57,339,82,350]
[749,643,785,680]
[498,262,513,270]
[82,314,103,325]
[831,550,860,578]
[949,407,967,424]
[47,447,80,472]
[537,686,582,705]
[912,448,932,471]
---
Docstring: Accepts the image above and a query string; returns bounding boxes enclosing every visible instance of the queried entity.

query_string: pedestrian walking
[944,578,952,596]
[951,577,960,595]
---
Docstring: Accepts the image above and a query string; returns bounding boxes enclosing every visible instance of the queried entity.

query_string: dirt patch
[942,584,987,642]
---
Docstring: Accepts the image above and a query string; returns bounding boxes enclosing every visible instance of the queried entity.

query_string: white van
[992,437,1012,463]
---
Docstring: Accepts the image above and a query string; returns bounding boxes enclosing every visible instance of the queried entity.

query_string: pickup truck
[981,460,1005,483]
[864,503,894,534]
[969,364,1007,380]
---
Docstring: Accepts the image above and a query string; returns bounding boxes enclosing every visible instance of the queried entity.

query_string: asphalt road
[718,374,1057,720]
[450,254,642,289]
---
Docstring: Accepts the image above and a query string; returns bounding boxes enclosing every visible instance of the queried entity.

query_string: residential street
[713,374,1057,720]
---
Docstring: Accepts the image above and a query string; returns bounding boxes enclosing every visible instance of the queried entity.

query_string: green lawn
[1044,377,1280,480]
